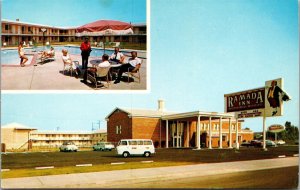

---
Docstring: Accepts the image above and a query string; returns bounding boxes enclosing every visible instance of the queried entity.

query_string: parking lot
[2,146,298,170]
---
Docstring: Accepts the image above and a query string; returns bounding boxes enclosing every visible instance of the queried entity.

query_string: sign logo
[225,88,265,113]
[268,124,285,133]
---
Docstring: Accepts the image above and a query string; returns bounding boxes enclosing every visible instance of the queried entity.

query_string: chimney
[16,19,20,22]
[158,99,165,112]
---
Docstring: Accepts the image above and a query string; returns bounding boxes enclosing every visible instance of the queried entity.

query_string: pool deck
[1,50,147,91]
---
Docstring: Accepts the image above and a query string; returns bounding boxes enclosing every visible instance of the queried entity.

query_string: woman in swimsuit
[18,41,28,67]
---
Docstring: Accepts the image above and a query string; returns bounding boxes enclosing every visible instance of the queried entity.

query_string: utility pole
[92,122,95,131]
[97,120,101,129]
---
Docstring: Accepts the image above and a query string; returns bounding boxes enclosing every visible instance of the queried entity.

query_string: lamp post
[41,28,47,49]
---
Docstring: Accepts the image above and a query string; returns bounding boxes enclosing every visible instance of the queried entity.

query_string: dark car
[250,140,262,147]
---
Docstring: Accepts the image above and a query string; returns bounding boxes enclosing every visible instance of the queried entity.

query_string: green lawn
[1,146,298,178]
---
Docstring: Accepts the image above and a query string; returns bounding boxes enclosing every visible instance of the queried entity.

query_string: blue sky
[1,0,299,132]
[2,0,146,26]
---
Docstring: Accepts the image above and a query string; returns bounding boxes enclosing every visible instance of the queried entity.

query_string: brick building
[106,100,254,149]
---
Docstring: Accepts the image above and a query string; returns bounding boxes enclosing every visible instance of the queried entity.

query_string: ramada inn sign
[224,78,290,118]
[226,88,265,112]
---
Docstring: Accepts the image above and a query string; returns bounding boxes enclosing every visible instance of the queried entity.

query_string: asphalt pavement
[2,157,298,188]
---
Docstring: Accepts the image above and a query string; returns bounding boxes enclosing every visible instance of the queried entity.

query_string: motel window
[22,26,25,32]
[222,135,226,142]
[5,24,9,30]
[232,124,235,130]
[116,125,122,134]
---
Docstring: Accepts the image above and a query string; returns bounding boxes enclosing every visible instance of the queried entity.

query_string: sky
[1,0,299,132]
[1,0,146,26]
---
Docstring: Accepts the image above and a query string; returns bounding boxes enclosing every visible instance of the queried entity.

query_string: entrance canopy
[75,20,133,37]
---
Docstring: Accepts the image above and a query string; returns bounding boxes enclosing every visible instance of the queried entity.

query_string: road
[2,157,298,189]
[103,166,298,188]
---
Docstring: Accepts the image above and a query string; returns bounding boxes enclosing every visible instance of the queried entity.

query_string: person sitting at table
[81,54,111,84]
[62,49,81,78]
[109,47,125,63]
[114,51,141,84]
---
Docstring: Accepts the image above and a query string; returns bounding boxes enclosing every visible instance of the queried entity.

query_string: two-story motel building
[1,19,146,46]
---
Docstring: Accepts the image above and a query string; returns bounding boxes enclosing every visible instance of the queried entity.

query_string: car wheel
[74,150,77,152]
[144,152,151,157]
[122,152,130,158]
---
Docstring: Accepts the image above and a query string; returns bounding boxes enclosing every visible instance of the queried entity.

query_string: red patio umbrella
[76,20,133,53]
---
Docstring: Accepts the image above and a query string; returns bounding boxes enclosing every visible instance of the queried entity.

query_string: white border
[2,0,150,94]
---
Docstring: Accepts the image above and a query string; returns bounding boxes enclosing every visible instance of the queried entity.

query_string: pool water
[1,46,114,65]
[1,49,34,65]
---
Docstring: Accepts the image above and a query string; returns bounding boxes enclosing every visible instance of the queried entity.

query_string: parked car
[276,140,286,145]
[93,142,115,151]
[59,142,78,152]
[266,140,277,147]
[250,140,262,147]
[116,139,155,158]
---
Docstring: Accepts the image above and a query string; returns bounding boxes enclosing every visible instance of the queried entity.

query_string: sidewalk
[1,50,147,90]
[2,157,298,188]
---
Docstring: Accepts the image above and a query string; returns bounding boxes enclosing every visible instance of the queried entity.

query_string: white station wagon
[93,142,115,151]
[116,139,155,158]
[59,142,78,152]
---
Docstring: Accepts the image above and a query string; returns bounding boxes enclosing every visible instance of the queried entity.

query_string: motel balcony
[30,137,91,141]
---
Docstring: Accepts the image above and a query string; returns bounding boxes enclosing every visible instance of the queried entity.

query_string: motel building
[1,19,146,46]
[106,100,254,148]
[1,123,106,151]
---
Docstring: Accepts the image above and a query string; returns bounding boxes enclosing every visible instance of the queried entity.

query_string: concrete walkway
[2,157,298,188]
[1,49,147,90]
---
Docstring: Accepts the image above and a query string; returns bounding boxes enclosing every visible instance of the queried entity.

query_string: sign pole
[262,109,267,151]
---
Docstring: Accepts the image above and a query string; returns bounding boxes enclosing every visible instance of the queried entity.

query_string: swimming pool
[1,49,34,66]
[1,46,114,66]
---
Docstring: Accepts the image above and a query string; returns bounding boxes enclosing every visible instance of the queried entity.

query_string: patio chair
[125,60,143,83]
[87,66,111,89]
[63,60,79,77]
[99,42,104,47]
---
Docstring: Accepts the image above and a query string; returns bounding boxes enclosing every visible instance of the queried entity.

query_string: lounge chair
[113,42,120,48]
[40,51,55,64]
[87,66,111,89]
[125,60,143,83]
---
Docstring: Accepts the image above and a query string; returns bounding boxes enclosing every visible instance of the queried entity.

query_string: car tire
[122,152,130,158]
[144,152,151,157]
[74,150,77,152]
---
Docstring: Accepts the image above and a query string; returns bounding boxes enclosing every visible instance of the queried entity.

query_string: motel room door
[173,136,182,147]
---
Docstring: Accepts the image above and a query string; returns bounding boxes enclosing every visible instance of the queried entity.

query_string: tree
[280,121,299,142]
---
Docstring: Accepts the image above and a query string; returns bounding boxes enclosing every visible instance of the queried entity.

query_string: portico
[162,111,241,149]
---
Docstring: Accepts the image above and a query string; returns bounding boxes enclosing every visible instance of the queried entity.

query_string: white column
[229,118,232,148]
[166,120,169,148]
[219,117,223,149]
[235,117,239,149]
[263,112,267,150]
[196,116,201,149]
[187,121,190,147]
[209,117,212,149]
[176,121,179,148]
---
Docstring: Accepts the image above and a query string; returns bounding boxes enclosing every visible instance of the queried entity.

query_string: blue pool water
[1,46,114,65]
